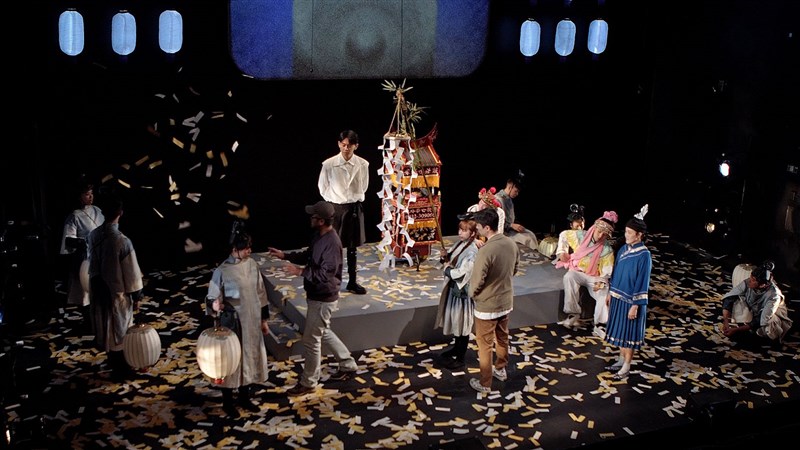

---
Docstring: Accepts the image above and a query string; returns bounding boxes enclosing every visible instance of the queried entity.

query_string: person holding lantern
[434,214,480,371]
[205,224,270,417]
[60,178,104,330]
[87,194,143,381]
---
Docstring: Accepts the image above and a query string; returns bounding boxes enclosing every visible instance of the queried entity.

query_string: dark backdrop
[5,0,798,278]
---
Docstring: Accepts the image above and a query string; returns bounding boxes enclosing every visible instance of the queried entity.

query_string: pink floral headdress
[478,187,502,208]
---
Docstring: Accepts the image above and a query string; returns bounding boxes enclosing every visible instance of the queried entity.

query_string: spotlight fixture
[719,161,730,177]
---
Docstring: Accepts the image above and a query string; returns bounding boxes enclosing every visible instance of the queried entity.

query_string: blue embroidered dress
[604,242,652,349]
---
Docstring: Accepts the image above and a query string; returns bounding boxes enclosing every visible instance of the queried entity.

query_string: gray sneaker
[469,378,491,394]
[492,367,507,382]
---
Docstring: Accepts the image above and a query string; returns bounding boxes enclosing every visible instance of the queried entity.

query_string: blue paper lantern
[112,11,137,56]
[58,9,84,56]
[587,19,609,54]
[519,19,541,57]
[554,19,576,56]
[159,10,183,54]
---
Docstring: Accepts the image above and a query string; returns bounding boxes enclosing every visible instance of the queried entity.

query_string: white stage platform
[256,236,571,359]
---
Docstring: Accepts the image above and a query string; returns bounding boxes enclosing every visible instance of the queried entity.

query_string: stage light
[112,11,137,56]
[719,160,731,177]
[587,19,608,54]
[520,19,541,56]
[158,10,183,54]
[555,19,576,56]
[58,9,84,56]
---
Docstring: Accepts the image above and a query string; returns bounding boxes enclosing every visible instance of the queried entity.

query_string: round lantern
[123,323,161,371]
[196,325,241,384]
[730,263,755,324]
[538,236,559,258]
[79,259,90,293]
[732,263,755,289]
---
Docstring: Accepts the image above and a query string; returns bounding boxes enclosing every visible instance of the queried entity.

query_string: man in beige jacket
[468,208,520,393]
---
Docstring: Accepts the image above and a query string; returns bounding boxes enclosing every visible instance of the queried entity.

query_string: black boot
[237,385,260,413]
[108,350,131,381]
[452,335,469,362]
[345,248,366,294]
[440,346,456,360]
[442,336,469,370]
[222,389,238,417]
[80,305,93,335]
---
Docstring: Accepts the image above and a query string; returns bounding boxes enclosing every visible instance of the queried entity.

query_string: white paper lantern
[79,259,90,293]
[123,324,161,370]
[538,236,559,258]
[730,263,755,323]
[58,9,84,56]
[196,326,241,384]
[519,19,541,57]
[732,263,756,289]
[587,19,609,54]
[112,11,137,56]
[555,19,576,56]
[158,10,183,54]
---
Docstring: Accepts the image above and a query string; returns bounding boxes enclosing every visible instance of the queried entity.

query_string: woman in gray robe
[205,227,270,417]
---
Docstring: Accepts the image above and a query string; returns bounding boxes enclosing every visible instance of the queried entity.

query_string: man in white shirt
[318,130,370,294]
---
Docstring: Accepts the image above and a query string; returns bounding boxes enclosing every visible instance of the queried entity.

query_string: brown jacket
[469,233,520,313]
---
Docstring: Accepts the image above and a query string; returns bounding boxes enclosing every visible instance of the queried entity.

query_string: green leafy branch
[382,79,428,139]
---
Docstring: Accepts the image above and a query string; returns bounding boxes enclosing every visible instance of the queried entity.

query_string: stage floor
[10,233,800,450]
[255,236,567,357]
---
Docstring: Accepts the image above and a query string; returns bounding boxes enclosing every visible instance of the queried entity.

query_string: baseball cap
[305,200,335,219]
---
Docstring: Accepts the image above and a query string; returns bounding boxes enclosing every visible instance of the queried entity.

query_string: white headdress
[634,204,649,220]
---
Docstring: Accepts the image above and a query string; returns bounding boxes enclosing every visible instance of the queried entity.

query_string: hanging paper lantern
[158,10,183,54]
[123,324,161,371]
[58,9,84,56]
[196,325,241,384]
[538,236,559,258]
[519,19,541,57]
[587,19,609,55]
[554,19,576,56]
[112,11,137,56]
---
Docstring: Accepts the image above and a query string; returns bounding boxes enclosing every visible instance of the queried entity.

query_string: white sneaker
[469,378,491,394]
[593,326,607,339]
[492,367,507,382]
[558,314,578,329]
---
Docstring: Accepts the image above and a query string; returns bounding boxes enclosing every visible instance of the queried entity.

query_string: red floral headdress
[478,187,502,208]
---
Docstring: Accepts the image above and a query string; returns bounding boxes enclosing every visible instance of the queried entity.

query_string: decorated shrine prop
[376,80,443,271]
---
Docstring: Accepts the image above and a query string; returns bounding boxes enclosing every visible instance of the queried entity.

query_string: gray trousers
[299,299,358,388]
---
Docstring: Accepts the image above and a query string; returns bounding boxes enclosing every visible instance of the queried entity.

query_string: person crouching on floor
[720,260,793,342]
